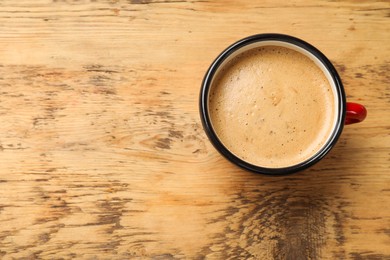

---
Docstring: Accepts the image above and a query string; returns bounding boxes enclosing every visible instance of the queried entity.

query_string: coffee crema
[208,45,336,168]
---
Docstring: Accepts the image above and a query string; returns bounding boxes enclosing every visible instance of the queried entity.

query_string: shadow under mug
[199,34,367,175]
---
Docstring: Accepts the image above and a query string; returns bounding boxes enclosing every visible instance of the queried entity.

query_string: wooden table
[0,0,389,259]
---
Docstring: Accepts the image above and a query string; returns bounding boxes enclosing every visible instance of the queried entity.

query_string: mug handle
[345,102,367,125]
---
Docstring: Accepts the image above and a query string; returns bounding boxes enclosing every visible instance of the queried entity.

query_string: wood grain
[0,0,389,259]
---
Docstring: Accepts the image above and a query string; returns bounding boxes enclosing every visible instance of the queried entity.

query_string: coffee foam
[209,46,336,168]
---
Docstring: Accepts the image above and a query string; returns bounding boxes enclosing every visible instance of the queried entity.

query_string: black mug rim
[199,33,346,175]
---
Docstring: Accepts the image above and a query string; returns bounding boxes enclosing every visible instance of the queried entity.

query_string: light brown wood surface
[0,0,389,259]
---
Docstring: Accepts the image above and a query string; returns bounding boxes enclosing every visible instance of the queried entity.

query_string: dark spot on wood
[155,111,170,117]
[35,179,49,182]
[28,251,43,259]
[153,254,176,259]
[89,75,111,86]
[145,110,175,120]
[274,195,328,260]
[333,211,346,245]
[197,186,340,259]
[333,62,346,73]
[349,252,389,260]
[186,135,198,141]
[39,233,51,243]
[160,91,170,95]
[383,228,390,237]
[169,130,183,138]
[348,25,356,31]
[192,149,201,153]
[9,93,24,98]
[156,138,171,149]
[84,64,119,74]
[355,72,364,78]
[112,8,120,15]
[50,200,68,208]
[96,197,129,236]
[53,189,67,194]
[100,87,117,95]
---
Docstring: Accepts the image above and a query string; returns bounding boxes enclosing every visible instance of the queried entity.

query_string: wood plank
[0,0,389,259]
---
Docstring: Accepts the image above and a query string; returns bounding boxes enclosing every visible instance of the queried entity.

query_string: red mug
[345,102,367,125]
[199,34,367,175]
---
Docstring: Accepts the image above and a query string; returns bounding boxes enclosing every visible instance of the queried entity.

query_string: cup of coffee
[199,34,367,175]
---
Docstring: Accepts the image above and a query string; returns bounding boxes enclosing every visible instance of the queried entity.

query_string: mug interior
[201,35,345,174]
